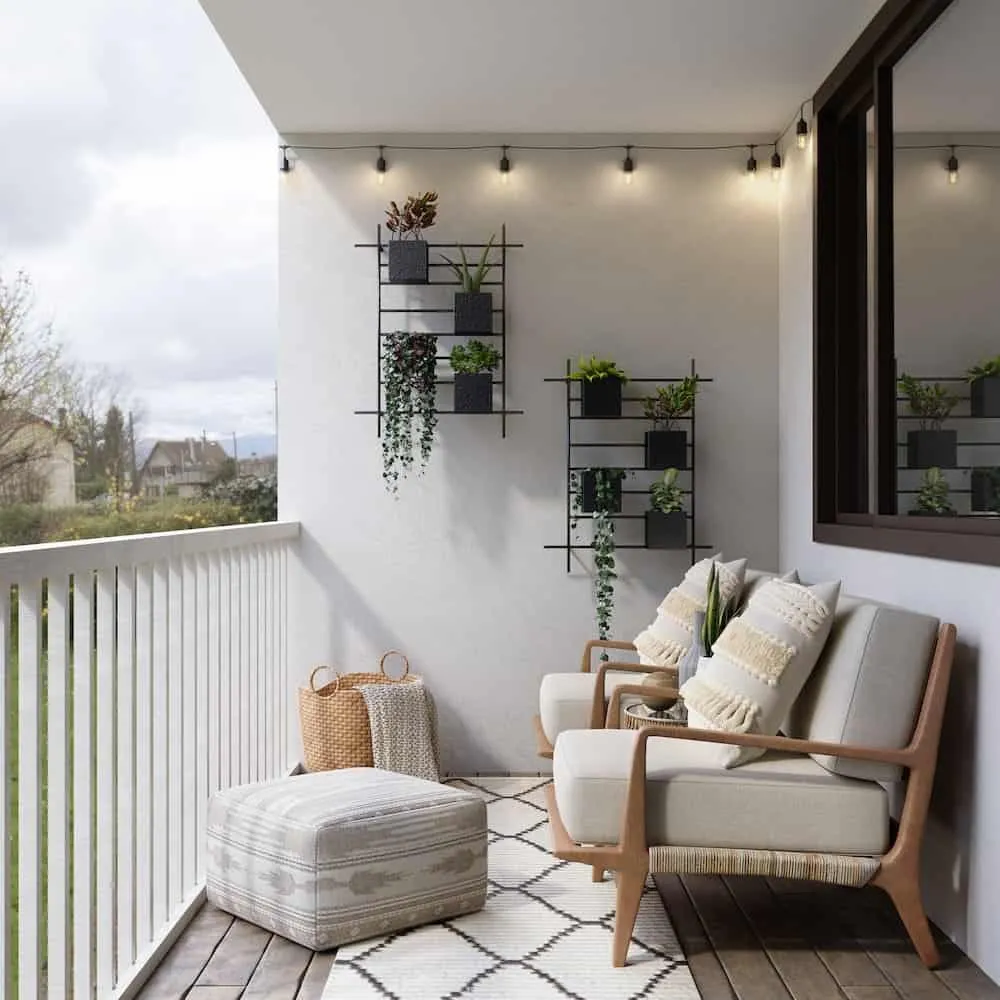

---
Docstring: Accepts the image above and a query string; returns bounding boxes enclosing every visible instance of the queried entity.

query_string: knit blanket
[359,679,440,783]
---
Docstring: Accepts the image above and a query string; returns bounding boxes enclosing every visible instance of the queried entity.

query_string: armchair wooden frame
[545,623,956,970]
[534,639,677,758]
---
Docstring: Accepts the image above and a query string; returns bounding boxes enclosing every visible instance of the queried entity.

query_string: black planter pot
[581,378,623,418]
[454,291,493,334]
[971,468,1000,512]
[387,240,429,284]
[644,430,688,470]
[581,471,622,514]
[906,429,957,469]
[454,372,493,413]
[970,376,1000,418]
[645,510,687,549]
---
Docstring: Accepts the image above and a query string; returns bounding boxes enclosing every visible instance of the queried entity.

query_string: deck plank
[135,904,234,999]
[243,935,315,999]
[680,874,793,1000]
[196,920,273,988]
[296,952,338,999]
[938,958,1000,1000]
[187,989,244,1000]
[841,988,903,1000]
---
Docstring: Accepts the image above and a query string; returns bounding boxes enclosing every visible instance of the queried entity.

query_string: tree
[0,269,75,502]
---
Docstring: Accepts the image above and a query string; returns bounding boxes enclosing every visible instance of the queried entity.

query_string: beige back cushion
[786,595,939,782]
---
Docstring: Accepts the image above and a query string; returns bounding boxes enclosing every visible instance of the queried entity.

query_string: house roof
[141,438,229,473]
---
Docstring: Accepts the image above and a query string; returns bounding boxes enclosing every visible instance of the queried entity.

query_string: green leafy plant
[382,332,438,495]
[913,467,956,515]
[650,468,684,513]
[385,192,439,240]
[967,355,1000,382]
[203,473,277,521]
[449,340,501,375]
[642,376,699,430]
[897,374,958,430]
[441,235,495,292]
[567,355,628,384]
[701,562,741,658]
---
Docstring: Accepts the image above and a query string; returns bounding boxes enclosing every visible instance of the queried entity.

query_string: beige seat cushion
[539,671,646,744]
[553,728,888,856]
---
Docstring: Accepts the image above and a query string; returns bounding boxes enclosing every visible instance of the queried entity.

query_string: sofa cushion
[553,728,888,855]
[786,596,939,782]
[539,671,645,744]
[681,579,841,767]
[634,556,748,669]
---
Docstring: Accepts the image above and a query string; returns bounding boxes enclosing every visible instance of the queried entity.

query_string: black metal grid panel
[543,358,714,572]
[353,223,524,438]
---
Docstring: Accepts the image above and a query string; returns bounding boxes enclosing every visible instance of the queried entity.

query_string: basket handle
[379,650,410,680]
[309,665,341,695]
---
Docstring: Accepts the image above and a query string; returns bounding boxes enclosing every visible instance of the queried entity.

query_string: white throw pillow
[680,578,841,767]
[633,555,748,669]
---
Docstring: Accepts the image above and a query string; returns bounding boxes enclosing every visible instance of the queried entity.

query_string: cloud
[0,0,278,442]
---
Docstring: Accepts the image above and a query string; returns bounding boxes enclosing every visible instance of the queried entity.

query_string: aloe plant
[701,562,741,657]
[441,235,495,292]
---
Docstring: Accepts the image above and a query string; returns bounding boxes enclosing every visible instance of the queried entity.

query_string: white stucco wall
[778,132,1000,978]
[280,134,780,773]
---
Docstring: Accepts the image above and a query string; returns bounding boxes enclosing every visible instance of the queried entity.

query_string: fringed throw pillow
[680,578,841,767]
[634,556,748,670]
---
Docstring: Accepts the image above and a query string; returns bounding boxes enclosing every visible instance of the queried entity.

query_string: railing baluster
[207,554,221,802]
[219,553,231,790]
[247,548,258,783]
[47,575,71,999]
[182,556,197,890]
[96,567,116,994]
[282,543,292,770]
[116,563,136,980]
[0,583,10,999]
[196,555,210,881]
[18,581,42,998]
[152,561,169,932]
[262,546,273,776]
[240,549,251,784]
[167,557,184,911]
[73,571,95,999]
[135,564,154,953]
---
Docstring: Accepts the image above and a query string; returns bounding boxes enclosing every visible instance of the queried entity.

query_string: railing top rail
[0,520,300,580]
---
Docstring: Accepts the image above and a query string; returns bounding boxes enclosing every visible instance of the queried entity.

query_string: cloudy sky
[0,0,277,444]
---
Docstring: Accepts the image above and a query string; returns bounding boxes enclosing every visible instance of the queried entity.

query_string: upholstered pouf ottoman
[206,767,487,950]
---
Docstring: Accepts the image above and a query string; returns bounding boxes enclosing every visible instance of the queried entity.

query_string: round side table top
[622,702,688,730]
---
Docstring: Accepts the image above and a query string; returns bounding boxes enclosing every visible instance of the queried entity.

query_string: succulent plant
[567,355,628,383]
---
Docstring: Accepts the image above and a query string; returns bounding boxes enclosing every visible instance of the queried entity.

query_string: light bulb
[947,149,959,185]
[377,171,385,186]
[746,146,758,177]
[624,171,633,185]
[796,107,809,149]
[499,147,511,184]
[770,149,782,182]
[376,146,387,185]
[622,145,635,184]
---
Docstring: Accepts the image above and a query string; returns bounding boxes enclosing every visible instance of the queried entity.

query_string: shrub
[46,499,244,541]
[0,504,50,546]
[203,474,277,522]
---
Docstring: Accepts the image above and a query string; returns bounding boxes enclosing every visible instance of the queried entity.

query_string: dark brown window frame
[811,0,1000,566]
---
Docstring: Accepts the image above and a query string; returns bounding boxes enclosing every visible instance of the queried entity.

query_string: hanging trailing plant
[382,332,438,494]
[572,467,627,644]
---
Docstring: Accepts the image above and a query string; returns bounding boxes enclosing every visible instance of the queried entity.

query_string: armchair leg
[612,869,646,967]
[592,865,605,883]
[879,870,940,969]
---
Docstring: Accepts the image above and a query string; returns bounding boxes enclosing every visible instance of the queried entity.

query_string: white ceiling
[198,0,886,135]
[895,0,1000,133]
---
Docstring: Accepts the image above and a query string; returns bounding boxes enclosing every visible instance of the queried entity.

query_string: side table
[622,702,688,731]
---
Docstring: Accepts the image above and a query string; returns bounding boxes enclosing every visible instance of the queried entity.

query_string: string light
[770,145,782,182]
[746,145,758,176]
[622,144,635,184]
[376,145,387,185]
[279,146,291,173]
[947,146,959,185]
[499,145,511,184]
[796,104,809,149]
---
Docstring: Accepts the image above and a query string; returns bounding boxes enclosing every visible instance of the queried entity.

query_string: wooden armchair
[547,621,956,969]
[534,638,676,758]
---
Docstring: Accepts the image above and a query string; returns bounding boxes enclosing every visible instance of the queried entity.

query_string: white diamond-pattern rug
[322,777,700,999]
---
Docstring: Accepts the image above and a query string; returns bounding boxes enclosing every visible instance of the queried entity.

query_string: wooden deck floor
[136,876,1000,1000]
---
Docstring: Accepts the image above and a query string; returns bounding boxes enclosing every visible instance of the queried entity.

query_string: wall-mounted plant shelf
[543,358,713,571]
[353,224,523,437]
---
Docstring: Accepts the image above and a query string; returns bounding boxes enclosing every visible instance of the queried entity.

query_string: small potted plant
[442,235,495,334]
[573,467,625,514]
[898,374,958,468]
[384,191,438,284]
[641,376,698,469]
[449,340,500,413]
[971,466,1000,513]
[967,355,1000,418]
[645,468,687,549]
[568,355,629,418]
[909,467,956,516]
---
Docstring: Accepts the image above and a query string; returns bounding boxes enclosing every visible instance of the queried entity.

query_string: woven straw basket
[298,650,418,772]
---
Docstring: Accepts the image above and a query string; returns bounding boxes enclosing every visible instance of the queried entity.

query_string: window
[814,0,1000,565]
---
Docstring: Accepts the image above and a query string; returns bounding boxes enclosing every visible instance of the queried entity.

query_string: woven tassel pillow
[681,578,841,767]
[634,556,748,670]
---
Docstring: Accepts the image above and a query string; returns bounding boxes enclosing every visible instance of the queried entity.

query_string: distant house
[139,438,229,499]
[0,416,76,507]
[237,453,277,478]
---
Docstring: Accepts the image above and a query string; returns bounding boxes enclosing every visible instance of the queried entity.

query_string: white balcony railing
[0,521,300,999]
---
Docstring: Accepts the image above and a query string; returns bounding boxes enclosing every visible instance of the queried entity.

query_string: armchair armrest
[590,663,673,728]
[580,639,637,673]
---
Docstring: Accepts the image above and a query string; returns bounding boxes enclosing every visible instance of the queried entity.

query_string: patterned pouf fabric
[206,768,487,949]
